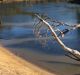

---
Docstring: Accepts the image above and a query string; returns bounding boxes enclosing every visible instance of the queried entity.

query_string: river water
[0,1,80,75]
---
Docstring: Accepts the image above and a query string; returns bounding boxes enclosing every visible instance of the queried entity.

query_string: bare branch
[35,14,80,61]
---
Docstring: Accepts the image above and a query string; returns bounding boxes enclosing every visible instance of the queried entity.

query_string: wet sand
[0,45,54,75]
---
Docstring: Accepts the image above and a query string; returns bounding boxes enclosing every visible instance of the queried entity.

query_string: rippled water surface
[0,1,80,75]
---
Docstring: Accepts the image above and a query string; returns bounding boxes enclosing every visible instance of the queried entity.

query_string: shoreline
[0,45,54,75]
[0,39,80,75]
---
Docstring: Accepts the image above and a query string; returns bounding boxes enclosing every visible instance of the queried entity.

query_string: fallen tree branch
[35,14,80,61]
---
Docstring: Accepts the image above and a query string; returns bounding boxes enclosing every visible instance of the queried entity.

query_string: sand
[0,45,54,75]
[7,47,80,75]
[0,39,80,75]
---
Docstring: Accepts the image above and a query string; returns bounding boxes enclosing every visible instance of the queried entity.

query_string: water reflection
[0,2,80,38]
[0,1,80,75]
[75,7,80,37]
[0,1,80,49]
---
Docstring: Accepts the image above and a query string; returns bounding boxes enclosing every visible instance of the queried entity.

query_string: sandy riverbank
[0,45,54,75]
[0,38,80,75]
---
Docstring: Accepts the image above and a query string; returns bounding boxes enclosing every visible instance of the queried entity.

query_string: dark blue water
[0,2,80,75]
[0,2,80,55]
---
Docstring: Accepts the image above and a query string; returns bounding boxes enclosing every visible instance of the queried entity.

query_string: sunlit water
[0,1,80,75]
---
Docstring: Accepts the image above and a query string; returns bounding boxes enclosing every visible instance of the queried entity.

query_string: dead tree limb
[35,14,80,61]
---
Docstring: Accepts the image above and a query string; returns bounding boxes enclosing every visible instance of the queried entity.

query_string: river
[0,1,80,75]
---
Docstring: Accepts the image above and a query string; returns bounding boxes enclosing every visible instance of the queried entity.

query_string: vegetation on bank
[0,0,71,4]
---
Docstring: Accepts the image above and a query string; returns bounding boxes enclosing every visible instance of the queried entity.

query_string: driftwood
[35,14,80,61]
